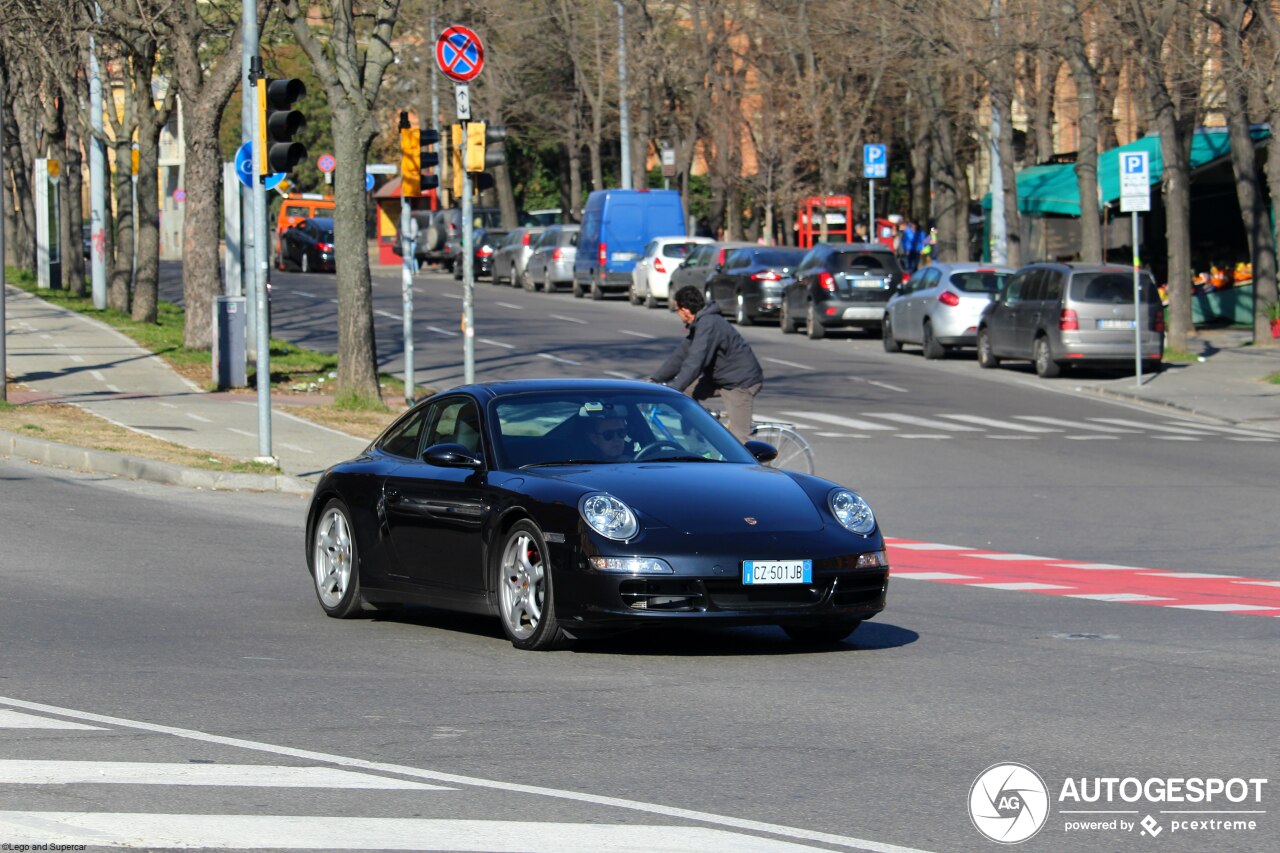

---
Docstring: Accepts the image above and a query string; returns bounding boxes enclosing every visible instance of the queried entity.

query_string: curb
[1077,386,1280,435]
[0,429,315,495]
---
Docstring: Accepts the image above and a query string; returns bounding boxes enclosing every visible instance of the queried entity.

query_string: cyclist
[650,285,764,442]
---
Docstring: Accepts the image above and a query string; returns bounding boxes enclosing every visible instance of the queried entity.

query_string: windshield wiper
[639,455,723,463]
[520,459,613,469]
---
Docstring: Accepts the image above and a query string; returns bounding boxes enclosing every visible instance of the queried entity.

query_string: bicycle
[703,408,815,475]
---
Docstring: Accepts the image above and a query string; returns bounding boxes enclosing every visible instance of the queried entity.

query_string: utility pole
[988,0,1007,265]
[616,1,631,189]
[245,0,274,464]
[1,58,7,402]
[240,0,257,346]
[88,1,107,309]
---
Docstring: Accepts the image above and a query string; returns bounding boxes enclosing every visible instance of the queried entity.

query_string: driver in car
[585,415,633,462]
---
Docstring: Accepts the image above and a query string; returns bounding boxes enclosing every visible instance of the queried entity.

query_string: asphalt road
[0,459,1274,852]
[6,263,1274,851]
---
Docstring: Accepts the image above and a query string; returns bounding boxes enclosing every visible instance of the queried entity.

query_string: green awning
[982,127,1271,216]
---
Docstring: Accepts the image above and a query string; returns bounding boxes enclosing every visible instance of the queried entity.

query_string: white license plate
[611,252,636,262]
[743,559,813,585]
[1097,319,1136,330]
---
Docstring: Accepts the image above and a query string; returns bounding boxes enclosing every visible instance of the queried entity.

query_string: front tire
[1034,336,1062,378]
[311,499,364,619]
[495,520,567,651]
[735,292,752,326]
[783,619,862,645]
[780,299,797,333]
[977,328,1000,369]
[572,279,584,298]
[522,269,537,292]
[301,252,310,274]
[590,281,604,300]
[644,290,658,309]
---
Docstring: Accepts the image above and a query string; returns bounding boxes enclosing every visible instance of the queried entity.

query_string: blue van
[572,189,686,299]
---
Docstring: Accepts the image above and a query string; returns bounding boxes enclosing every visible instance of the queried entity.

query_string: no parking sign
[436,25,484,82]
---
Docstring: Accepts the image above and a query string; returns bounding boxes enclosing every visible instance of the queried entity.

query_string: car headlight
[579,493,639,541]
[828,489,876,535]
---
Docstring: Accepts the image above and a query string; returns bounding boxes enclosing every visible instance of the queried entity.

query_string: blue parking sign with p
[1124,154,1145,174]
[864,144,887,179]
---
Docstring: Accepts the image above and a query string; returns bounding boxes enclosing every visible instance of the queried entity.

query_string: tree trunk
[133,123,160,324]
[1062,0,1102,262]
[994,83,1023,266]
[1261,118,1280,348]
[1032,50,1058,164]
[1149,101,1193,351]
[928,81,961,263]
[331,109,381,401]
[179,103,224,347]
[109,137,134,312]
[2,89,36,269]
[62,119,86,296]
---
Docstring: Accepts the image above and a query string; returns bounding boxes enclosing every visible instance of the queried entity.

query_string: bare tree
[281,0,401,403]
[1058,0,1103,262]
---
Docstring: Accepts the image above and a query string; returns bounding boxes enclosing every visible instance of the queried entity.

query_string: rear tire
[311,499,365,619]
[736,292,752,326]
[780,300,797,334]
[977,328,1000,369]
[783,619,862,645]
[572,280,584,298]
[922,321,945,359]
[590,281,603,300]
[644,291,658,309]
[806,302,825,340]
[882,314,902,352]
[1034,336,1062,378]
[301,253,310,274]
[522,269,537,292]
[629,287,641,305]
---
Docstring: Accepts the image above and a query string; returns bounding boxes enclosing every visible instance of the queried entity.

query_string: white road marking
[864,413,981,431]
[228,428,256,438]
[779,411,895,431]
[375,310,400,320]
[866,380,909,393]
[1068,593,1175,602]
[0,696,930,853]
[295,291,317,298]
[441,292,463,300]
[1065,435,1119,440]
[942,414,1060,432]
[970,553,1050,561]
[893,434,951,440]
[278,443,313,455]
[765,357,813,371]
[985,435,1036,440]
[68,354,84,363]
[1153,436,1201,441]
[816,432,868,438]
[90,370,105,381]
[604,371,636,379]
[1091,418,1214,435]
[538,353,582,365]
[496,301,524,310]
[0,814,844,853]
[619,329,657,339]
[479,338,515,349]
[159,402,177,409]
[891,572,979,581]
[186,413,212,424]
[0,761,448,789]
[550,313,587,325]
[970,582,1073,591]
[1228,437,1278,442]
[0,711,101,730]
[330,298,339,304]
[888,542,974,551]
[1233,580,1280,587]
[1140,572,1240,579]
[39,334,51,340]
[1164,421,1277,438]
[105,385,120,393]
[1015,416,1136,433]
[1166,603,1274,612]
[427,326,460,338]
[1051,563,1139,571]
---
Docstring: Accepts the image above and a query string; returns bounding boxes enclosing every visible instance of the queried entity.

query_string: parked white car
[629,236,714,309]
[882,262,1016,358]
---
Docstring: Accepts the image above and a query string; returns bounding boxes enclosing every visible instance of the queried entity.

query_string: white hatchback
[883,262,1015,358]
[629,236,714,309]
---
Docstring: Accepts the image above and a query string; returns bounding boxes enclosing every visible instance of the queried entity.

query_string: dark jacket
[652,302,765,392]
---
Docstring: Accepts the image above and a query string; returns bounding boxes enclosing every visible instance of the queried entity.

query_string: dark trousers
[684,377,763,442]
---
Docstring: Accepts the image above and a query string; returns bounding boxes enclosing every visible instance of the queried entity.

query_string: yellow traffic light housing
[400,112,420,198]
[465,122,487,173]
[451,124,464,198]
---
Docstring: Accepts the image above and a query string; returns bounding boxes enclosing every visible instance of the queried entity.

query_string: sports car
[305,379,889,650]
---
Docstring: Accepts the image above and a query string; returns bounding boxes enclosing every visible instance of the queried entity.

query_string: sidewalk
[2,285,368,493]
[1069,328,1280,434]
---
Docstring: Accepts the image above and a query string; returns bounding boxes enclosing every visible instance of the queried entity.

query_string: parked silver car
[523,225,580,292]
[492,226,544,286]
[976,263,1165,377]
[882,262,1015,358]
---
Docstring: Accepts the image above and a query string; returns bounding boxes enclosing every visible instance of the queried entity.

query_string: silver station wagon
[976,263,1165,377]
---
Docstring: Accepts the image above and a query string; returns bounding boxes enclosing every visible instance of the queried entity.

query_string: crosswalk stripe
[1014,416,1136,433]
[1091,418,1215,435]
[941,414,1060,432]
[970,582,1073,591]
[1067,593,1175,602]
[1165,421,1277,438]
[778,411,896,431]
[0,814,841,852]
[862,413,982,431]
[1167,603,1276,612]
[0,760,449,789]
[0,710,102,730]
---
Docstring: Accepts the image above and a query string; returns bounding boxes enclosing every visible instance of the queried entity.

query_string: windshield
[1070,272,1158,303]
[753,249,805,267]
[950,271,1010,294]
[491,391,757,468]
[833,252,894,272]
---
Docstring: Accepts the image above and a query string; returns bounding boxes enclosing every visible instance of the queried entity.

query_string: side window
[425,399,484,457]
[919,268,941,290]
[1042,271,1064,303]
[1003,272,1027,306]
[643,240,657,259]
[379,410,429,459]
[1023,270,1047,303]
[536,229,557,250]
[568,231,579,247]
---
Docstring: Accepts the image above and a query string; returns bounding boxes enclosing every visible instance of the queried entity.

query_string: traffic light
[399,112,420,198]
[464,122,507,172]
[257,77,307,175]
[420,128,440,192]
[451,124,464,199]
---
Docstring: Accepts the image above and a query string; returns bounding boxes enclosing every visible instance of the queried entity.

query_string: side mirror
[743,440,778,464]
[423,443,483,468]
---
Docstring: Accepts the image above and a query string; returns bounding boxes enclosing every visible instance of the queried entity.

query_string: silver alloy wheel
[313,507,353,608]
[499,531,545,640]
[301,252,310,273]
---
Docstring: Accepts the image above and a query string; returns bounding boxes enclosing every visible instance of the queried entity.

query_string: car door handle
[385,488,402,504]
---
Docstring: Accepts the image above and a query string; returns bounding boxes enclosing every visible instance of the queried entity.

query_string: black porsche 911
[305,379,889,650]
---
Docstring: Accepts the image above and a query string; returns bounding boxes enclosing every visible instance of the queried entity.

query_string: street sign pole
[864,144,887,244]
[461,117,475,385]
[88,1,107,309]
[868,179,875,245]
[248,52,274,463]
[1119,150,1151,389]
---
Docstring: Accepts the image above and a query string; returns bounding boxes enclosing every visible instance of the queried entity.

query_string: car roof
[423,378,683,407]
[816,242,893,252]
[1021,262,1138,275]
[927,262,1016,273]
[307,217,334,228]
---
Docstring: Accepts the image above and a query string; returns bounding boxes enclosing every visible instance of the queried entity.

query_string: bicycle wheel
[750,424,815,475]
